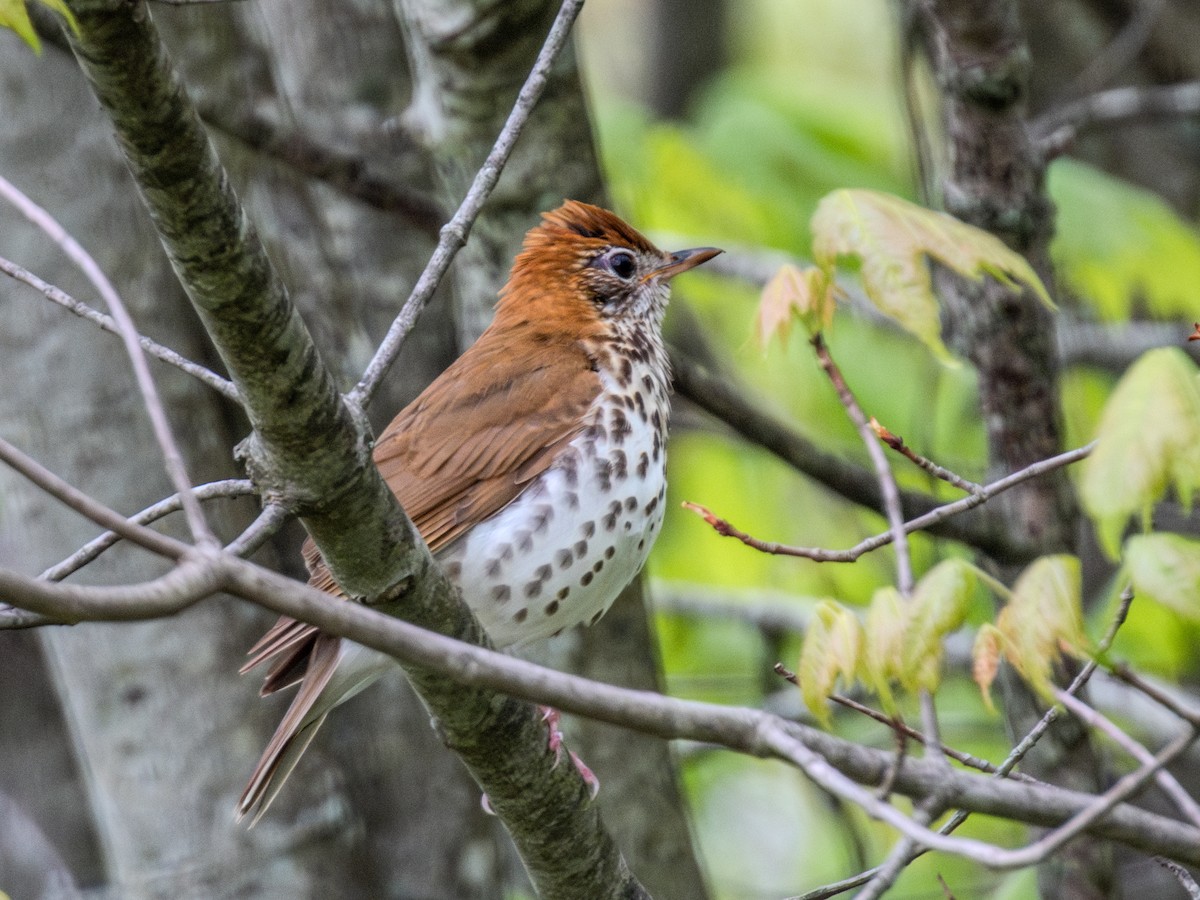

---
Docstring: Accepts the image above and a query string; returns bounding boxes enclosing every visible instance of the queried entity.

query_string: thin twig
[0,176,214,545]
[1060,0,1166,102]
[683,443,1094,562]
[0,436,188,561]
[829,694,1038,783]
[39,480,256,583]
[224,502,291,558]
[1035,80,1200,157]
[349,0,586,408]
[0,255,239,402]
[1056,689,1200,829]
[1111,664,1200,730]
[1156,857,1200,899]
[870,417,982,494]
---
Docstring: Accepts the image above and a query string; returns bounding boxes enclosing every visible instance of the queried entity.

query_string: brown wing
[243,325,602,692]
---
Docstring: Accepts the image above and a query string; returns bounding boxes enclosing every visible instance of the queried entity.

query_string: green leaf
[1049,158,1200,321]
[798,601,862,726]
[1125,532,1200,623]
[997,555,1086,698]
[1079,348,1200,557]
[810,189,1053,361]
[0,0,78,51]
[899,559,974,692]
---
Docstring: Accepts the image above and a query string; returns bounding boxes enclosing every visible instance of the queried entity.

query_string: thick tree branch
[60,2,644,897]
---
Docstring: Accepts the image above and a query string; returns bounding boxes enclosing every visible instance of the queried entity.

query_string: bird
[236,200,721,821]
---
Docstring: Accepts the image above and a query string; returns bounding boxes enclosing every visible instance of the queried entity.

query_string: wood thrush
[237,201,720,820]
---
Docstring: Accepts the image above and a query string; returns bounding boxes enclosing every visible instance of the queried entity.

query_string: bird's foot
[542,706,600,800]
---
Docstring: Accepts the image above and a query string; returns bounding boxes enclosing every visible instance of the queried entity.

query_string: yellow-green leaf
[0,0,39,50]
[972,623,1004,713]
[756,263,834,346]
[798,601,862,726]
[810,189,1052,361]
[899,559,974,692]
[998,555,1086,698]
[861,586,906,716]
[1125,532,1200,623]
[1079,348,1200,557]
[0,0,78,51]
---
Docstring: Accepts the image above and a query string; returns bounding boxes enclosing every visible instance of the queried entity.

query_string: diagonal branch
[60,1,642,897]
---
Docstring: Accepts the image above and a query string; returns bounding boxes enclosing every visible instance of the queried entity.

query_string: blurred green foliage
[580,0,1200,896]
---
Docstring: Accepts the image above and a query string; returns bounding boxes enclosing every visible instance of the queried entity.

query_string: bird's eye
[606,250,637,280]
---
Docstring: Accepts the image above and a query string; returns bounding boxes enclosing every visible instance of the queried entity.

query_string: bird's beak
[644,247,723,283]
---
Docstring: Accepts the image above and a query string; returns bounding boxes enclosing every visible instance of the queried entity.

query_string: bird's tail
[237,635,393,824]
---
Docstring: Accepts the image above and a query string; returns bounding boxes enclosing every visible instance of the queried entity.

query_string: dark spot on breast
[574,540,588,557]
[611,450,627,480]
[609,407,632,443]
[566,491,579,510]
[603,500,622,531]
[595,459,612,491]
[592,559,604,574]
[525,581,543,599]
[644,496,659,515]
[500,543,514,562]
[637,452,650,478]
[652,432,661,461]
[634,392,647,422]
[123,685,147,706]
[513,608,528,623]
[642,374,654,391]
[562,458,578,488]
[581,571,594,587]
[582,521,595,538]
[545,600,560,615]
[556,549,573,569]
[620,356,633,385]
[637,538,645,551]
[587,422,609,442]
[535,564,552,582]
[485,558,502,578]
[517,531,533,553]
[604,545,615,559]
[533,505,553,533]
[492,585,510,603]
[651,410,662,432]
[624,496,637,512]
[557,586,570,600]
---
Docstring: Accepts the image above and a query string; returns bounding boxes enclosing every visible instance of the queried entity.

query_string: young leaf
[798,601,863,726]
[0,0,78,51]
[1125,532,1200,623]
[810,189,1052,361]
[756,263,834,346]
[861,586,906,716]
[1078,347,1200,557]
[972,623,1004,713]
[997,555,1086,698]
[899,559,974,693]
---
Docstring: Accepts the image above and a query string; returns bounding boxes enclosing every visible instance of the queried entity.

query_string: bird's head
[496,201,721,334]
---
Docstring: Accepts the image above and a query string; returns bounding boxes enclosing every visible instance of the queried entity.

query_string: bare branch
[1056,690,1200,829]
[0,436,188,561]
[684,442,1093,562]
[39,480,255,583]
[0,176,214,545]
[0,553,221,623]
[0,254,239,401]
[1157,857,1200,899]
[1036,80,1200,157]
[349,0,586,408]
[223,502,290,558]
[871,417,982,494]
[669,350,1035,562]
